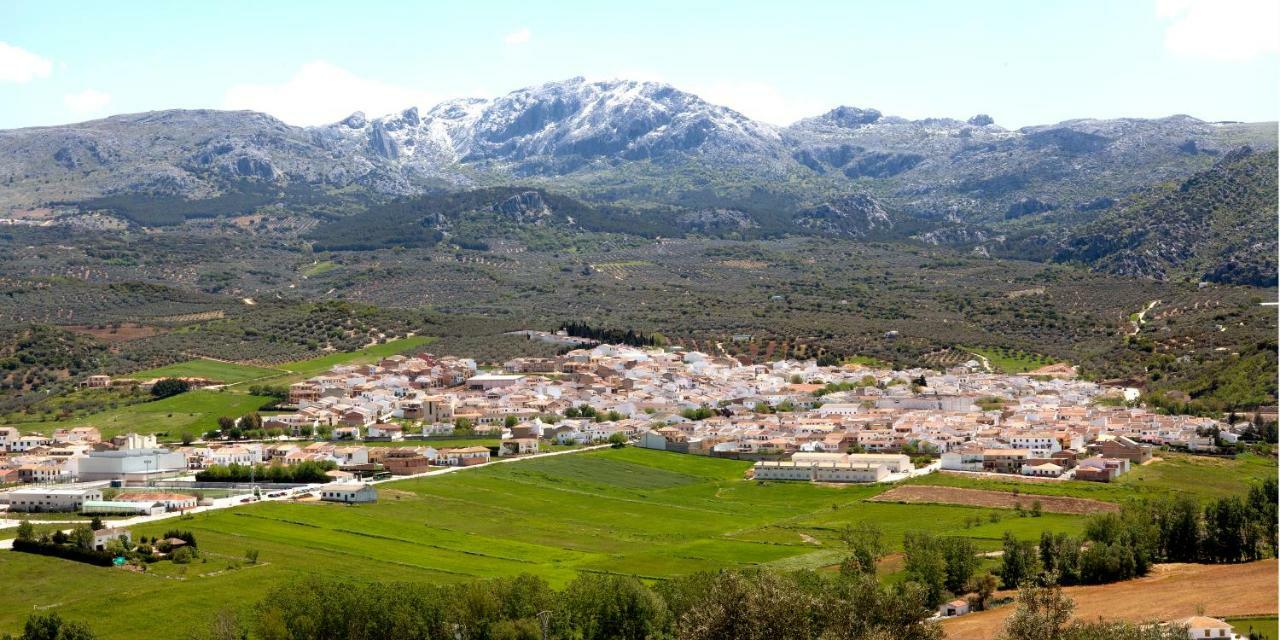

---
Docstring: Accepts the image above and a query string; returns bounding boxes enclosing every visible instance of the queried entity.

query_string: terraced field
[0,448,1091,639]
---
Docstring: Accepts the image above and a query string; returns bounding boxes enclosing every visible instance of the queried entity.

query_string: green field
[0,448,1091,639]
[5,337,435,439]
[301,260,337,276]
[963,345,1054,374]
[123,358,282,384]
[1230,616,1279,640]
[269,335,434,383]
[7,390,277,440]
[908,452,1276,503]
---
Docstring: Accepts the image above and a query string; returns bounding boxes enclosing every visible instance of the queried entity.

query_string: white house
[92,527,132,552]
[320,483,377,504]
[1020,462,1064,478]
[1176,617,1237,639]
[938,598,970,617]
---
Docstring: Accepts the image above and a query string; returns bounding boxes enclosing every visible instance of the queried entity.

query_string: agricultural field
[0,448,1095,639]
[122,358,282,384]
[941,560,1278,640]
[2,390,278,440]
[906,452,1276,504]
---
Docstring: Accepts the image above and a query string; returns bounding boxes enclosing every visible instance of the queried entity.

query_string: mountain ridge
[0,76,1275,281]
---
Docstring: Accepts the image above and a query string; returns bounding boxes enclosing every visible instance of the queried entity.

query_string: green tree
[561,573,670,640]
[608,432,628,448]
[1001,582,1074,640]
[150,378,190,399]
[903,532,948,608]
[940,536,977,595]
[968,573,998,611]
[20,612,98,640]
[999,532,1039,589]
[838,522,885,577]
[15,520,34,542]
[68,526,94,551]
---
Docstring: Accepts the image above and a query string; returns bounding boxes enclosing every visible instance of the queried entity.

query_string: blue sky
[2,0,1276,129]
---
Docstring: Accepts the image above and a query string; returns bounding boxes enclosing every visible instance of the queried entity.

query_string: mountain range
[0,76,1275,284]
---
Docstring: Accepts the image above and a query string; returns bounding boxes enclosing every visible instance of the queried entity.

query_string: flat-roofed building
[77,448,187,482]
[1,486,102,512]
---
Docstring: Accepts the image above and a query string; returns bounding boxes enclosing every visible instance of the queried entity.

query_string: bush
[172,546,196,564]
[13,539,114,567]
[150,378,190,399]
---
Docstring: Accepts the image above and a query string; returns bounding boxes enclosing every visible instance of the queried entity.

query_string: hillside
[1045,147,1277,286]
[0,77,1273,229]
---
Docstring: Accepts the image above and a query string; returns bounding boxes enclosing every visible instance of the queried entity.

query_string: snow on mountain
[321,76,786,176]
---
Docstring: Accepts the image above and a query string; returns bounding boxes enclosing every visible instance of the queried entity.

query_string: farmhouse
[937,598,970,617]
[321,483,378,504]
[92,527,132,552]
[1175,617,1237,639]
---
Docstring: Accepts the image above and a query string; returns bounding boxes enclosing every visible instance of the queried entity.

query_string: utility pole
[537,611,552,640]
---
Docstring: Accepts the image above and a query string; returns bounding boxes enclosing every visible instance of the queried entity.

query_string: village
[0,342,1246,506]
[0,341,1267,637]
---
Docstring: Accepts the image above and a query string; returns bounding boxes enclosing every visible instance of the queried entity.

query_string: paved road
[0,445,608,549]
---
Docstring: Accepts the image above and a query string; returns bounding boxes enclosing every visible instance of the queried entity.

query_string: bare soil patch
[943,560,1278,640]
[869,485,1119,515]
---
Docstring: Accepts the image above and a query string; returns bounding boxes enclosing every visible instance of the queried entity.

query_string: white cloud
[222,61,437,126]
[1157,0,1279,61]
[690,81,824,125]
[63,89,112,114]
[504,27,532,46]
[0,41,53,83]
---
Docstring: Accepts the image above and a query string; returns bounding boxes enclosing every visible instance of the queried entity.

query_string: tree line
[1001,478,1277,588]
[559,321,663,348]
[194,460,336,484]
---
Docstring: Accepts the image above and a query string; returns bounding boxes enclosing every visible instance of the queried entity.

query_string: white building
[320,483,377,504]
[1176,617,1238,639]
[92,527,132,551]
[1009,433,1062,457]
[753,460,889,483]
[791,452,912,473]
[77,448,188,482]
[940,448,984,472]
[1,486,103,512]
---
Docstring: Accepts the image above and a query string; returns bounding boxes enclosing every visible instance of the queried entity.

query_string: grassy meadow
[1230,616,1279,640]
[123,359,282,384]
[0,447,1097,639]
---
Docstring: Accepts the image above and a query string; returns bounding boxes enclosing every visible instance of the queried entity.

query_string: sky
[1,0,1277,130]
